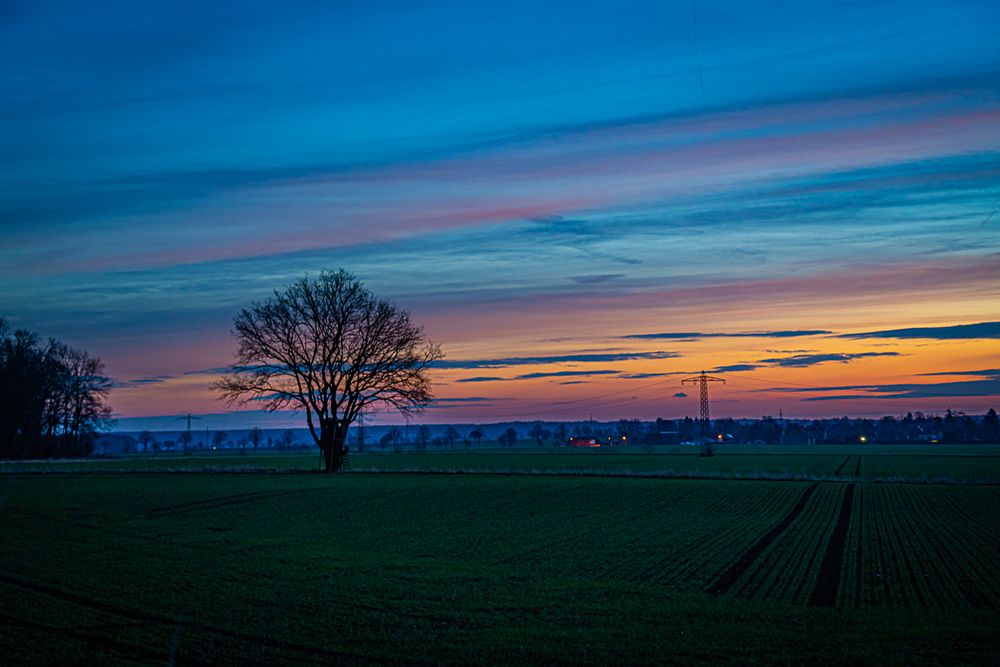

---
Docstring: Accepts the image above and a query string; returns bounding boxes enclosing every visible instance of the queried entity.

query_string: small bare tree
[443,425,461,449]
[138,430,155,453]
[215,270,442,472]
[249,426,262,451]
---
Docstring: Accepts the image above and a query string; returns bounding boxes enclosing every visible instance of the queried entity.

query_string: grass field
[2,449,1000,664]
[4,444,1000,483]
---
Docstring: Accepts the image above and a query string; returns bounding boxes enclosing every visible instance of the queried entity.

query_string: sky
[2,0,999,430]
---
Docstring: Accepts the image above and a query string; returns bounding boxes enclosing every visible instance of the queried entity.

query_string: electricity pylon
[681,371,725,456]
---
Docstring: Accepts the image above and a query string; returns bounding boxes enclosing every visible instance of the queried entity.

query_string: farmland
[4,444,1000,483]
[2,449,1000,664]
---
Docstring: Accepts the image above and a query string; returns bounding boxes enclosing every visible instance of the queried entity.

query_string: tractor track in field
[833,456,851,476]
[8,506,196,549]
[707,483,818,596]
[143,488,321,519]
[0,611,193,665]
[809,484,856,607]
[0,570,357,663]
[855,456,862,478]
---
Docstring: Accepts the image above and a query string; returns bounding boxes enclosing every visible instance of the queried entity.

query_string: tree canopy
[0,319,112,458]
[215,270,442,471]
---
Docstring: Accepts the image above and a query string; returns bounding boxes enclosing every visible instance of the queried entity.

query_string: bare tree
[138,430,155,453]
[528,422,549,447]
[417,424,431,452]
[44,344,113,451]
[387,427,402,453]
[212,430,227,449]
[215,270,442,472]
[499,427,518,448]
[249,426,263,451]
[1,319,112,459]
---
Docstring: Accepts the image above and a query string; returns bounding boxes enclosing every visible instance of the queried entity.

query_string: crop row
[634,483,806,590]
[844,484,1000,609]
[717,483,846,605]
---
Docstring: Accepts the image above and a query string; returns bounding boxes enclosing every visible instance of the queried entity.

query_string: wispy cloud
[625,329,831,340]
[918,369,1000,377]
[434,351,679,370]
[841,321,1000,340]
[185,367,232,376]
[110,375,175,389]
[571,274,625,285]
[757,352,900,368]
[700,351,902,375]
[515,369,621,380]
[709,364,761,373]
[454,376,506,383]
[761,370,1000,400]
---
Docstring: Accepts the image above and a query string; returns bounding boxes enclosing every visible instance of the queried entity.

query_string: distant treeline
[639,410,1000,445]
[0,319,112,458]
[108,410,1000,455]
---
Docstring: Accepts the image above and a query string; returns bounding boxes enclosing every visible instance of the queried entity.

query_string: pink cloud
[17,87,999,274]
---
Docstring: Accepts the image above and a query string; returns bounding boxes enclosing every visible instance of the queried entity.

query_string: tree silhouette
[215,270,442,472]
[444,425,461,449]
[250,427,263,451]
[417,424,431,452]
[499,427,518,448]
[983,408,998,443]
[212,430,227,449]
[0,320,112,458]
[138,430,155,453]
[528,422,548,447]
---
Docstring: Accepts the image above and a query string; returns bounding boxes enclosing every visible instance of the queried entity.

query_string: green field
[3,449,1000,664]
[5,445,1000,483]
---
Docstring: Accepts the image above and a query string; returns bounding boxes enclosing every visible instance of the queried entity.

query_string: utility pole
[176,413,202,453]
[681,371,725,457]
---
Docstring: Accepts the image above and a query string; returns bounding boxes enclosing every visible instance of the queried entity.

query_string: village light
[859,435,867,443]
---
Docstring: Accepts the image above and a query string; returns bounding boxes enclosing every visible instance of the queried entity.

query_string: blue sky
[2,1,999,427]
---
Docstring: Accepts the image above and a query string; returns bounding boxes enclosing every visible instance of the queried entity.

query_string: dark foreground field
[3,449,1000,664]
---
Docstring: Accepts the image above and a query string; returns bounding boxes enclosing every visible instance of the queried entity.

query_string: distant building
[567,436,600,448]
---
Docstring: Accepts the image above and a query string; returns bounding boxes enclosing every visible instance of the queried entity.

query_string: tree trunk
[320,420,348,473]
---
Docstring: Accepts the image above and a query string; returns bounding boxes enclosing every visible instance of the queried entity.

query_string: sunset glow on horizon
[2,1,998,429]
